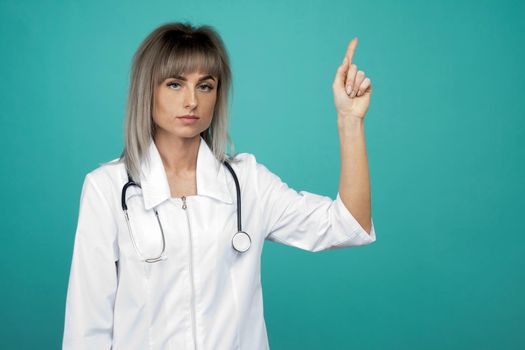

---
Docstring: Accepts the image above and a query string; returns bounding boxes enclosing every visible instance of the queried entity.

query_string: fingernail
[346,86,352,95]
[351,90,357,98]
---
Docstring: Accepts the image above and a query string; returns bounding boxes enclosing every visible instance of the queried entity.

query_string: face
[153,70,218,141]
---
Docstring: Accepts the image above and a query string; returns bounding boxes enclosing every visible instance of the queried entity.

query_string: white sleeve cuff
[333,192,376,246]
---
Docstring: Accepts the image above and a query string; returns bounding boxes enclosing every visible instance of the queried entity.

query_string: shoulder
[227,151,265,177]
[227,151,277,187]
[82,157,126,200]
[229,152,255,166]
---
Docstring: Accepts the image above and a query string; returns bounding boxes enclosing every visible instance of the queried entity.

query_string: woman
[62,22,376,350]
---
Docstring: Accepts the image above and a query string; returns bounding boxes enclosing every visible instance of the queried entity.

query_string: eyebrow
[170,74,216,82]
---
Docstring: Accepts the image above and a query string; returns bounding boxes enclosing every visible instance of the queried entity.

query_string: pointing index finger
[345,37,358,66]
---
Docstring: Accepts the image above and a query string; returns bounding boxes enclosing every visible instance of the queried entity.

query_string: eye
[166,81,214,92]
[199,84,214,92]
[167,82,181,89]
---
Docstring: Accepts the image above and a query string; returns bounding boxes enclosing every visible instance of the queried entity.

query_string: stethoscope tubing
[121,159,250,261]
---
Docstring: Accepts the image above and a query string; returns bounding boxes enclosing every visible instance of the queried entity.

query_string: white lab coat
[62,135,376,350]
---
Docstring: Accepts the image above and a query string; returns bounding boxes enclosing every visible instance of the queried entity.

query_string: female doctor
[62,22,377,350]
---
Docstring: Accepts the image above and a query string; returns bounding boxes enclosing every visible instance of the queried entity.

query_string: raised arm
[258,155,376,252]
[332,37,374,234]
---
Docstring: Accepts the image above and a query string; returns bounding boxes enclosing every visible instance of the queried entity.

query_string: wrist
[337,114,365,130]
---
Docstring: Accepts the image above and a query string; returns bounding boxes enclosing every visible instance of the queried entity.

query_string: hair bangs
[155,37,223,85]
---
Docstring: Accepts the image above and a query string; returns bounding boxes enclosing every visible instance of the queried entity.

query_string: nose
[184,87,198,109]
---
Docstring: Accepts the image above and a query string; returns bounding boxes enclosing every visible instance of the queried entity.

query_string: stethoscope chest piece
[232,231,251,253]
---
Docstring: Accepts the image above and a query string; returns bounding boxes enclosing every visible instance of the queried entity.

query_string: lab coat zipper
[182,195,198,350]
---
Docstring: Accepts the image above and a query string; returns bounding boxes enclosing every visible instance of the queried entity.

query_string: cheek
[154,93,178,120]
[203,95,218,115]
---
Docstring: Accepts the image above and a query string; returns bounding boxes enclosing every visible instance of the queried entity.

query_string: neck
[153,132,200,175]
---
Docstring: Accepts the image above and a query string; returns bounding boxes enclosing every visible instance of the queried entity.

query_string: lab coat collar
[140,135,233,210]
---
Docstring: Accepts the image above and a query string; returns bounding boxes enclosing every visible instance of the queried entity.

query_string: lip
[177,115,200,125]
[177,115,199,119]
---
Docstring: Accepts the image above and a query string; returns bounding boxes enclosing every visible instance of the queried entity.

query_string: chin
[154,121,210,140]
[166,128,205,140]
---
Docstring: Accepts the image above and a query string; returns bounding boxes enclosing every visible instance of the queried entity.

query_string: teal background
[1,0,524,348]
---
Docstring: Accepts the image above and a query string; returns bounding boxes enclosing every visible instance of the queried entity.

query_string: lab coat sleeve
[256,159,376,252]
[62,173,119,350]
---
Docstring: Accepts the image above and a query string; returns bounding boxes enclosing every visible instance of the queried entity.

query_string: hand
[332,37,372,120]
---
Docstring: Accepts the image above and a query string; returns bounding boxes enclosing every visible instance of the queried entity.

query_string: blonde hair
[116,21,239,183]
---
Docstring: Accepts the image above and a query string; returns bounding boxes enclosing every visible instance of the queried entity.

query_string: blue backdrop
[1,0,524,348]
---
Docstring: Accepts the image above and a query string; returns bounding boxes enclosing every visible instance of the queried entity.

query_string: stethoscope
[121,160,251,263]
